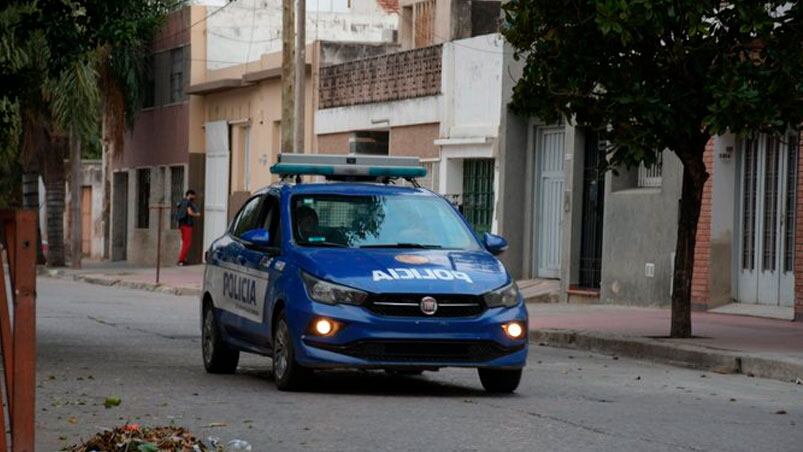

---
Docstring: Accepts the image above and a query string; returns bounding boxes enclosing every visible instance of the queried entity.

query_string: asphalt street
[37,278,803,451]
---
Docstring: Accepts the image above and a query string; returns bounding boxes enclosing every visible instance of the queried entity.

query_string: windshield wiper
[359,243,443,249]
[305,241,348,248]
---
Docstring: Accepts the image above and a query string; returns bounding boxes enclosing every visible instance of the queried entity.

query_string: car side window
[262,194,281,246]
[231,196,265,238]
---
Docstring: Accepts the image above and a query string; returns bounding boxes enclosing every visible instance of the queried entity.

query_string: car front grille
[307,340,523,363]
[364,294,485,318]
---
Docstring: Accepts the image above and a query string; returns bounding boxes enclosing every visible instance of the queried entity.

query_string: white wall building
[206,0,398,70]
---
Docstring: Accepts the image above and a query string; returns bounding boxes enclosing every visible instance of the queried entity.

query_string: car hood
[292,248,509,295]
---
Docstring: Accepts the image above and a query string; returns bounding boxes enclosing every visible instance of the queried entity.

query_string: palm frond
[49,55,100,140]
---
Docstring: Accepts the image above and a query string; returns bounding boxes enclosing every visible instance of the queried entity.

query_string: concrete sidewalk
[529,303,803,384]
[40,260,203,296]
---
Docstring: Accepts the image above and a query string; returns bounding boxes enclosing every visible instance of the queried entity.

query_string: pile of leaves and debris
[66,424,209,452]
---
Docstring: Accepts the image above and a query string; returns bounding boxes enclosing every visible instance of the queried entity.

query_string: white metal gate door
[737,134,797,307]
[535,128,565,278]
[203,121,230,255]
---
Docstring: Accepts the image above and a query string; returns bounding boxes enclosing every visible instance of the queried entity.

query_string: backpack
[175,200,188,224]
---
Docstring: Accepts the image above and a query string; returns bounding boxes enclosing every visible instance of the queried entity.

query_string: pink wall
[115,103,189,169]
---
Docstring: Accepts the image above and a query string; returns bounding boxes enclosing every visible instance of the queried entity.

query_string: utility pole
[293,0,306,154]
[281,0,295,153]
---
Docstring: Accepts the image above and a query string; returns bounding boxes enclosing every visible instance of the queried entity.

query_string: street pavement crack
[87,315,198,342]
[479,400,706,452]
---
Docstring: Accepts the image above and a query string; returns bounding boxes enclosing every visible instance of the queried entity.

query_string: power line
[151,0,240,48]
[244,0,258,72]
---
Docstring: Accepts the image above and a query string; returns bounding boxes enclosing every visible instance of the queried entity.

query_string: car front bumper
[286,300,528,369]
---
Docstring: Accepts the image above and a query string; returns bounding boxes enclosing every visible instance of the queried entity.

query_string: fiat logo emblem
[420,296,438,315]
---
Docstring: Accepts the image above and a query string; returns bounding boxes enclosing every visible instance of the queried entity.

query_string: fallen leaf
[104,396,122,409]
[67,416,78,425]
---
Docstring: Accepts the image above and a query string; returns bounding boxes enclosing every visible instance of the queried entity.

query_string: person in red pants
[176,189,201,266]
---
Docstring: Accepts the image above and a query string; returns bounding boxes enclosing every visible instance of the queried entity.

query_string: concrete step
[518,278,560,304]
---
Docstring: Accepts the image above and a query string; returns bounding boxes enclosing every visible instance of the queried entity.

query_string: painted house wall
[599,152,684,306]
[205,0,398,71]
[56,161,104,259]
[112,6,203,266]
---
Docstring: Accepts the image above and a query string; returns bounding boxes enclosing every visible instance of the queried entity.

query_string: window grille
[169,47,185,103]
[170,166,185,229]
[136,168,151,229]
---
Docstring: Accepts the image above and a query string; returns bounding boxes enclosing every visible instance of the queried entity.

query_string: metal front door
[535,128,565,278]
[462,159,495,235]
[111,172,128,261]
[737,134,797,307]
[203,121,231,255]
[579,132,605,288]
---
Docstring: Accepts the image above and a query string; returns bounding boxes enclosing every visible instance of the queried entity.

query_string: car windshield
[291,193,480,250]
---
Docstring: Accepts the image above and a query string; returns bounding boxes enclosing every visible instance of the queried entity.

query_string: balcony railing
[319,44,442,109]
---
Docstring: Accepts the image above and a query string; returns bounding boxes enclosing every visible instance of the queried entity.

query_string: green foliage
[0,2,45,169]
[49,56,101,139]
[502,0,803,167]
[87,0,183,126]
[1,0,180,166]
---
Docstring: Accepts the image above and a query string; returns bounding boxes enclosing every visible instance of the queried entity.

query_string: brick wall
[691,139,715,310]
[794,133,803,321]
[389,123,439,159]
[317,133,351,154]
[319,45,442,109]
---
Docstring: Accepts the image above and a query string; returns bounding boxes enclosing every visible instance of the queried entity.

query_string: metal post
[155,205,163,285]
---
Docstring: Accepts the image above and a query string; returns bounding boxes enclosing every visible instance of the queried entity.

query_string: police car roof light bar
[270,154,427,180]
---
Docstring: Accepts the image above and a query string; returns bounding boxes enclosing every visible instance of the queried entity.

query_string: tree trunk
[100,70,125,260]
[670,151,709,338]
[42,137,67,267]
[101,119,111,259]
[69,134,82,269]
[21,172,46,264]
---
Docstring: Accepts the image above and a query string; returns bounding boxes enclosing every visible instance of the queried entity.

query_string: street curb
[530,328,803,385]
[39,268,201,297]
[523,292,560,304]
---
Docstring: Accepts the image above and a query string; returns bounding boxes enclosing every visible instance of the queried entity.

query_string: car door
[217,195,268,342]
[235,192,282,348]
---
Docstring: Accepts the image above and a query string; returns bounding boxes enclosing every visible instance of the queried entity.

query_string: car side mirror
[483,232,508,256]
[241,228,271,248]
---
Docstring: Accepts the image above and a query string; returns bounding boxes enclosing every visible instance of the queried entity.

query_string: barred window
[136,168,151,229]
[170,166,185,229]
[169,47,185,103]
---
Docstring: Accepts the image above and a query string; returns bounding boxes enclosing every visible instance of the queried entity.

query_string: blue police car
[201,154,528,392]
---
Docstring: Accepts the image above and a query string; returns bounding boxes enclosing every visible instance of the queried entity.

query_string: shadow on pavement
[237,365,498,397]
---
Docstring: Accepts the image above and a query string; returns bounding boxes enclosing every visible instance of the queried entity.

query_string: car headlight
[484,282,520,308]
[301,272,368,305]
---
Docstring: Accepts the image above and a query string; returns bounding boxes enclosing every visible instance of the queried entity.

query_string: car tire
[478,368,522,393]
[272,313,311,391]
[202,303,240,374]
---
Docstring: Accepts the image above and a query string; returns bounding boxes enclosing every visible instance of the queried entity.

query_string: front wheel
[478,368,522,393]
[272,314,311,391]
[202,304,239,374]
